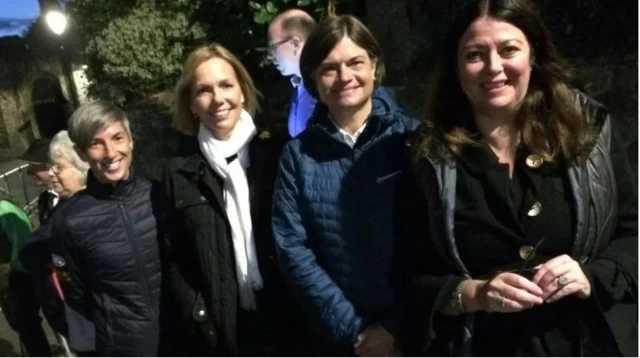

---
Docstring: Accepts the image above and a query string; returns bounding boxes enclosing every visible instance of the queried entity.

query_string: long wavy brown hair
[414,0,594,163]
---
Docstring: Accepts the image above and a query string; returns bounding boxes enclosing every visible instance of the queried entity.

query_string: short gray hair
[67,101,132,151]
[49,130,90,182]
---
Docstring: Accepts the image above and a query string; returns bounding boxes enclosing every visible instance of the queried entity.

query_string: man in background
[20,138,58,224]
[268,9,317,137]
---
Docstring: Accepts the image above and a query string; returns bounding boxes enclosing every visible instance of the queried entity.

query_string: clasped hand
[478,254,591,313]
[354,323,401,357]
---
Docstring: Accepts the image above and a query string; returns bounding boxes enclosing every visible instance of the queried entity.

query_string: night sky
[0,0,41,37]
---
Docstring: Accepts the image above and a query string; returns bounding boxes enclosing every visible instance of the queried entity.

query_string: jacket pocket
[174,193,212,233]
[192,293,217,349]
[175,194,209,210]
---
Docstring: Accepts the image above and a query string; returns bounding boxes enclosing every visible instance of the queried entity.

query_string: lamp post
[44,10,80,108]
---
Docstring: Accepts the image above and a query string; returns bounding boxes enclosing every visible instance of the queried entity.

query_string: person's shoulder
[394,112,420,131]
[55,191,92,217]
[272,133,306,167]
[133,175,155,195]
[0,200,20,214]
[568,89,611,134]
[44,193,90,235]
[166,148,202,173]
[570,89,606,108]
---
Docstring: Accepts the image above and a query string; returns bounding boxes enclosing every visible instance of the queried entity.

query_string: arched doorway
[31,73,70,138]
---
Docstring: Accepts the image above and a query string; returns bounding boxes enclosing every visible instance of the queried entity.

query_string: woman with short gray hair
[48,130,89,199]
[67,100,132,152]
[28,100,163,356]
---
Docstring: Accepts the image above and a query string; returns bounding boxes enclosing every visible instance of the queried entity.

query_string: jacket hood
[371,86,401,115]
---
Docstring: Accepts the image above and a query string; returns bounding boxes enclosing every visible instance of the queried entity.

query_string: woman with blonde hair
[162,43,306,356]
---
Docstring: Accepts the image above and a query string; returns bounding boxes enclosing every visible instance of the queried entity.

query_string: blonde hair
[172,43,260,136]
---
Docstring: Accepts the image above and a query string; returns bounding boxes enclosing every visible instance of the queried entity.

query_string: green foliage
[248,0,324,25]
[125,99,181,180]
[67,0,205,104]
[66,0,331,104]
[87,7,204,102]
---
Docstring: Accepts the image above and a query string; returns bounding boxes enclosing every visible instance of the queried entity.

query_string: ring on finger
[557,275,570,287]
[497,295,505,308]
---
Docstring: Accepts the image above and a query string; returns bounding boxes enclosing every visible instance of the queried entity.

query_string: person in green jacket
[0,193,52,356]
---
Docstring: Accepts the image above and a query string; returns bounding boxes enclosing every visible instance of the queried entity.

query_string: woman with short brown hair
[272,15,418,356]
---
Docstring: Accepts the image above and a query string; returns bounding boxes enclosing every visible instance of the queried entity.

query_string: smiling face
[457,16,532,117]
[83,121,133,186]
[190,57,245,140]
[48,155,85,198]
[313,36,376,113]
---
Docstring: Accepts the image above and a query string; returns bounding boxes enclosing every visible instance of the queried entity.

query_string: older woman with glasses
[48,131,89,199]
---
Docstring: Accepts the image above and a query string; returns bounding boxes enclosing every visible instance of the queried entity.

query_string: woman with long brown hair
[404,0,637,355]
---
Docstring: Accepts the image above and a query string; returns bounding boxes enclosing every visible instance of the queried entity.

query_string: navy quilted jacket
[272,87,419,347]
[25,171,163,356]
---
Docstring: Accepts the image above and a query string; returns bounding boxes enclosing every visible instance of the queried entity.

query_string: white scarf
[197,109,263,310]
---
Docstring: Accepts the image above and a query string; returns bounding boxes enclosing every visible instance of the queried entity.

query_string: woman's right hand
[464,273,544,313]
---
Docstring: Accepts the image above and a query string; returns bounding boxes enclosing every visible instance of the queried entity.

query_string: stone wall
[0,36,75,160]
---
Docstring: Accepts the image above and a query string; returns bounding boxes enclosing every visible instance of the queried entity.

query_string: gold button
[527,201,542,217]
[525,154,544,168]
[519,245,535,260]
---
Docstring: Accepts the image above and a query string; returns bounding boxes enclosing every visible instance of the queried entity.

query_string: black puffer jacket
[30,172,163,356]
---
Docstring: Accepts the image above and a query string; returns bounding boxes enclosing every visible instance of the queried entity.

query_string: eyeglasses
[48,163,70,175]
[268,37,292,52]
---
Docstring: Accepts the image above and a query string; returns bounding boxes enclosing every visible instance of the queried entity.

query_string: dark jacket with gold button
[161,131,308,356]
[403,91,637,356]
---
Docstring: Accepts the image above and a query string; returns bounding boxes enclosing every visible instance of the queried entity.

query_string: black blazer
[161,131,308,356]
[36,190,57,224]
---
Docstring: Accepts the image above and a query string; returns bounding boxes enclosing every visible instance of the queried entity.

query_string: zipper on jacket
[117,199,159,333]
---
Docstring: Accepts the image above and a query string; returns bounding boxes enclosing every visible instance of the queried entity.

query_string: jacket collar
[457,142,498,173]
[458,141,560,176]
[174,136,267,211]
[175,135,264,175]
[86,168,137,199]
[307,87,399,149]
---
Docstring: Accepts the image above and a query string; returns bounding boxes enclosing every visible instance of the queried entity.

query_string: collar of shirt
[290,75,302,88]
[47,189,60,207]
[330,118,368,148]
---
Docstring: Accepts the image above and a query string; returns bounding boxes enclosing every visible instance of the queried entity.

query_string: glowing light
[45,11,67,36]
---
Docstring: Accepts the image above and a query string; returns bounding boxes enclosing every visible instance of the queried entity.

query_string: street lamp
[44,10,79,108]
[45,11,67,36]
